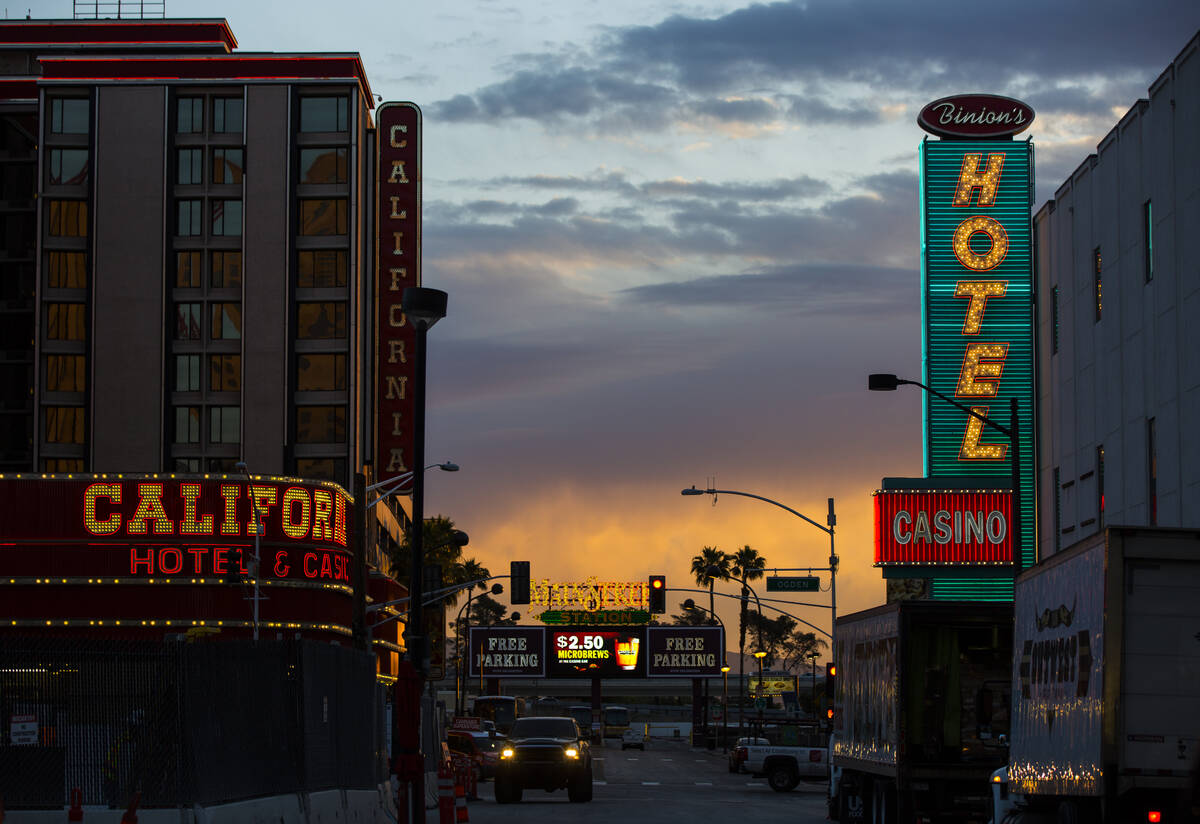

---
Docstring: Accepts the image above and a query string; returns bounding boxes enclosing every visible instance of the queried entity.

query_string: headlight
[501,748,515,759]
[564,747,579,759]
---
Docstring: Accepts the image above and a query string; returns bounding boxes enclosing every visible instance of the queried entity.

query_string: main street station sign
[531,578,649,612]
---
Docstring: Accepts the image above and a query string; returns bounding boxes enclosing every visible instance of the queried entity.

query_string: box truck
[832,600,1013,823]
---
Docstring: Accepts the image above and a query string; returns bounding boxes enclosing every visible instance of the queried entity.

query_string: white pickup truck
[737,740,828,792]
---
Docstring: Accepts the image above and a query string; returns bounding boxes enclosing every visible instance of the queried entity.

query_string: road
[435,737,830,824]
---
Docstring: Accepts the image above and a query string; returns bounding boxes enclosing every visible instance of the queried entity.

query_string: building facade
[0,19,379,486]
[1035,32,1200,558]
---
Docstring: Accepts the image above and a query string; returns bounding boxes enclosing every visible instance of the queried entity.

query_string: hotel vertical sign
[375,103,422,476]
[919,95,1036,589]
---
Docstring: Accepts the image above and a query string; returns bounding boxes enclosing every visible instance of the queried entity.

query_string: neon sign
[921,129,1035,593]
[530,578,649,611]
[874,489,1012,565]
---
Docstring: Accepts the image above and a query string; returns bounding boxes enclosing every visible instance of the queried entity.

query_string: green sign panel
[920,139,1035,599]
[538,609,651,625]
[765,576,819,593]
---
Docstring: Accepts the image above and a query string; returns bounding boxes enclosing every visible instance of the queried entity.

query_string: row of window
[51,95,351,137]
[171,353,346,393]
[168,404,345,445]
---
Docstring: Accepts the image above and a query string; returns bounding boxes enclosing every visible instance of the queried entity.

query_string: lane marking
[642,781,661,786]
[746,782,765,787]
[661,758,673,761]
[594,780,607,785]
[695,781,713,786]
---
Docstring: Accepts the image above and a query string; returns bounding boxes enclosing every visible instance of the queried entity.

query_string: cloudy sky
[49,0,1198,650]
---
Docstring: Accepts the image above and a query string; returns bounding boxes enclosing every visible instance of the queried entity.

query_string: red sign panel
[917,94,1034,140]
[375,102,421,479]
[874,489,1012,565]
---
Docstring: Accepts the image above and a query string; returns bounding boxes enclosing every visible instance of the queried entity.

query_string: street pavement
[434,737,830,824]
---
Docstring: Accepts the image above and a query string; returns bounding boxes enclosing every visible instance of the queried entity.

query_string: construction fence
[0,637,388,809]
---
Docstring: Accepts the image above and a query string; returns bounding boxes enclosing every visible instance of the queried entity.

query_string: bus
[568,704,600,741]
[470,695,525,734]
[602,705,631,739]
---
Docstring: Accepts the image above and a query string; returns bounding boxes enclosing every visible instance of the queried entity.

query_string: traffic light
[825,662,836,698]
[510,561,530,604]
[648,575,666,613]
[228,548,244,583]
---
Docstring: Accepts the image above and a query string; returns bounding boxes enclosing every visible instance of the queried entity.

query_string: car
[620,727,646,750]
[447,730,509,780]
[728,736,770,773]
[493,716,593,804]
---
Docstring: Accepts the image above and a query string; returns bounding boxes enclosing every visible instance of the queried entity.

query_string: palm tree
[690,546,731,622]
[729,544,766,728]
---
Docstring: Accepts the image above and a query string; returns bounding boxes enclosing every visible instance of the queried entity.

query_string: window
[175,303,201,340]
[174,406,201,444]
[1051,286,1059,354]
[1097,445,1105,528]
[210,303,242,340]
[49,149,89,186]
[177,148,203,185]
[297,353,347,391]
[50,98,89,134]
[47,201,88,237]
[1143,200,1154,283]
[296,457,345,482]
[300,96,348,132]
[174,355,201,392]
[209,354,241,392]
[296,405,345,443]
[45,406,84,444]
[298,250,347,287]
[211,200,242,236]
[1093,247,1102,322]
[1148,418,1157,526]
[46,355,85,393]
[211,251,242,288]
[210,406,240,443]
[175,251,202,288]
[48,252,86,289]
[212,98,244,134]
[212,148,244,184]
[46,303,85,341]
[177,97,203,133]
[174,458,200,472]
[299,199,347,235]
[43,458,84,473]
[177,199,203,236]
[297,302,347,339]
[299,147,347,184]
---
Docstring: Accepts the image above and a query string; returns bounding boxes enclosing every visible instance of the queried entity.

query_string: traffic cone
[454,776,469,823]
[67,788,82,821]
[120,791,140,824]
[438,765,454,824]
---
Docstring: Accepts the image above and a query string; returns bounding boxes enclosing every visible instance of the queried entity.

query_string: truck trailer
[832,600,1013,823]
[1001,527,1200,823]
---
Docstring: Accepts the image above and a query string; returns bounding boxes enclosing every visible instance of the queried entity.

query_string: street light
[683,597,727,747]
[867,373,1020,577]
[753,651,767,726]
[720,665,731,751]
[455,581,503,716]
[234,461,264,642]
[400,286,447,824]
[681,486,838,731]
[367,461,459,507]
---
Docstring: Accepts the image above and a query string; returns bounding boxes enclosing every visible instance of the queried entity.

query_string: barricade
[67,788,83,822]
[453,776,469,824]
[120,790,140,824]
[438,765,454,824]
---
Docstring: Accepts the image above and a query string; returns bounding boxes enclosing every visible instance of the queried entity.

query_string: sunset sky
[46,0,1199,655]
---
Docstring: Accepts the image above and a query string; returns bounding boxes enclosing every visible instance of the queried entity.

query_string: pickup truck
[738,741,828,791]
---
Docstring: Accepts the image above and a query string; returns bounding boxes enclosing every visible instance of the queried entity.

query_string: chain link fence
[0,637,387,809]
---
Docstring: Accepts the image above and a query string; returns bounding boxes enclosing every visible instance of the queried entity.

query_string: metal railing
[73,1,166,19]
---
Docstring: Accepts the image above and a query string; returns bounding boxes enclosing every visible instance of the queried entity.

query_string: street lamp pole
[682,597,727,749]
[400,286,447,824]
[868,374,1020,577]
[720,665,731,751]
[754,651,767,728]
[681,487,838,728]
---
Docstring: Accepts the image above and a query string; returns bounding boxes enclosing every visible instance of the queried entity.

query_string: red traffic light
[647,575,666,613]
[826,708,834,720]
[651,578,664,589]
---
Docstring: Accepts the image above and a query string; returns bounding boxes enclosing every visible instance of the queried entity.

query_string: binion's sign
[874,489,1012,565]
[919,95,1035,590]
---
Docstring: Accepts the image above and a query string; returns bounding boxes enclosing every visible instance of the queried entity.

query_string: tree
[744,611,798,668]
[780,630,828,674]
[729,545,766,723]
[690,546,731,622]
[390,514,474,606]
[669,601,714,627]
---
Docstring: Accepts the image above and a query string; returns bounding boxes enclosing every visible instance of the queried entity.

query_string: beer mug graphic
[615,636,640,670]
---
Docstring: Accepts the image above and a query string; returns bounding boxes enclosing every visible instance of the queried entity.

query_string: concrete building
[1035,32,1200,558]
[0,19,377,488]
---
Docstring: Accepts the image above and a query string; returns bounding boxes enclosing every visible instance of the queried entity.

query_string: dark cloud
[429,0,1196,129]
[473,171,831,202]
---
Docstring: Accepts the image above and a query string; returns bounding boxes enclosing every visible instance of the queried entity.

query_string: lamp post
[366,461,459,506]
[867,373,1020,577]
[681,486,838,726]
[753,651,767,727]
[720,665,731,751]
[730,572,763,736]
[682,597,727,747]
[400,286,447,824]
[807,651,819,722]
[234,462,263,642]
[455,582,504,716]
